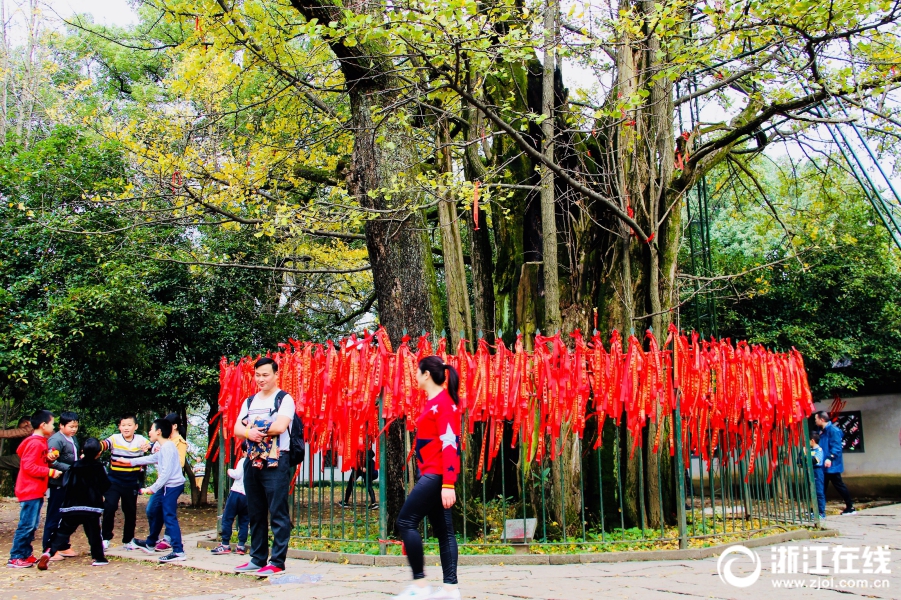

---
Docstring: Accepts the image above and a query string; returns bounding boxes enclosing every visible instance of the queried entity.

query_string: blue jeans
[146,486,183,553]
[10,498,44,559]
[221,491,249,546]
[814,468,826,516]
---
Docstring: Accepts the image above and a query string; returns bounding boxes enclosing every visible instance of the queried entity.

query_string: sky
[43,0,137,27]
[23,0,901,221]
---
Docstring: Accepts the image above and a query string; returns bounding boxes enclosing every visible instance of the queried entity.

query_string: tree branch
[416,57,648,240]
[674,58,774,107]
[332,292,377,326]
[147,256,371,274]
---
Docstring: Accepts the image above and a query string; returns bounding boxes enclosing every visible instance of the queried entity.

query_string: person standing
[809,431,826,519]
[130,412,188,553]
[100,415,150,549]
[211,456,249,555]
[7,410,62,568]
[391,356,462,600]
[233,357,295,577]
[814,410,857,515]
[128,418,187,563]
[42,411,80,560]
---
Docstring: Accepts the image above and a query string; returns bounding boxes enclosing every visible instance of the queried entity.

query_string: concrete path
[108,504,901,599]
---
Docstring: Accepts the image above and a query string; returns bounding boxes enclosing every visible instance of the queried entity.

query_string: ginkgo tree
[67,0,901,530]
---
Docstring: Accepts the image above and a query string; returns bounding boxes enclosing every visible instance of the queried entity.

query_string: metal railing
[269,402,817,555]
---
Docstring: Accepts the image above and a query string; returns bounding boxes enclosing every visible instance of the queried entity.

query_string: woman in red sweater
[392,356,462,600]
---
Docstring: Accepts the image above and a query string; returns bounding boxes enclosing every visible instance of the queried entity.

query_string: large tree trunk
[348,88,441,532]
[437,121,473,348]
[463,105,496,342]
[540,0,561,334]
[291,0,443,531]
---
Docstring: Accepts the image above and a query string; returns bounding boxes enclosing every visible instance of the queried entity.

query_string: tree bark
[290,0,444,530]
[540,0,561,334]
[437,121,473,348]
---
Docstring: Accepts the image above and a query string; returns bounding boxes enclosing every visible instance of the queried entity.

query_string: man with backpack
[233,357,303,576]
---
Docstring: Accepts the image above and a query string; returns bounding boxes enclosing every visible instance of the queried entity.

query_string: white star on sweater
[430,405,439,414]
[439,424,458,450]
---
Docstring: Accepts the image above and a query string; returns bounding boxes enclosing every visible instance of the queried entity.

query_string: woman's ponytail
[418,356,460,405]
[444,364,460,406]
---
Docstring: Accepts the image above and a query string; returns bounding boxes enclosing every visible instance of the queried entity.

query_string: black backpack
[246,390,305,467]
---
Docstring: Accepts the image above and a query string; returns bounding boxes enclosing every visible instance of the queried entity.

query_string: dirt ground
[0,495,264,600]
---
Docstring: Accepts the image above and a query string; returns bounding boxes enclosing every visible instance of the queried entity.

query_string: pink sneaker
[255,564,284,577]
[155,540,172,552]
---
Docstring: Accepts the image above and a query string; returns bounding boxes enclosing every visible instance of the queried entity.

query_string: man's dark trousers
[824,472,853,509]
[244,457,292,569]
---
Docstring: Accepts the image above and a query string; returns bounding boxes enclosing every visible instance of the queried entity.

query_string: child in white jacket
[211,457,249,554]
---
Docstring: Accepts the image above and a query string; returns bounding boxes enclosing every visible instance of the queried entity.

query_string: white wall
[813,394,901,496]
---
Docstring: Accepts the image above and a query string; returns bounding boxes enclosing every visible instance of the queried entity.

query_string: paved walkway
[108,504,901,599]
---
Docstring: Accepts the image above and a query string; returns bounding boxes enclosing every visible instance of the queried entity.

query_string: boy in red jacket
[7,410,62,569]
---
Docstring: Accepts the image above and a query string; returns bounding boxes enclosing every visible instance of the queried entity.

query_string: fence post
[378,394,388,555]
[673,393,688,549]
[217,418,226,536]
[801,419,819,527]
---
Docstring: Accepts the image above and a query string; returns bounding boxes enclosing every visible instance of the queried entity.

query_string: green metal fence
[258,400,818,555]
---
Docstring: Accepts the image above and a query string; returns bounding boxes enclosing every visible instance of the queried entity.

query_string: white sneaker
[430,586,462,600]
[102,540,110,551]
[393,584,433,599]
[123,540,139,550]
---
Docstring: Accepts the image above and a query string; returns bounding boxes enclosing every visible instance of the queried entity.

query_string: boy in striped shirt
[99,415,150,549]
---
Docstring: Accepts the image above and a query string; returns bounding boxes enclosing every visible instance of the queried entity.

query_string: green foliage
[0,126,314,424]
[703,159,901,397]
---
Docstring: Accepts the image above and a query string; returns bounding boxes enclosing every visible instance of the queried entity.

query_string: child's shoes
[36,553,51,571]
[159,552,186,563]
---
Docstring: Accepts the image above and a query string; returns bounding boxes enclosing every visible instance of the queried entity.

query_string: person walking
[814,411,856,515]
[391,356,462,600]
[232,357,296,577]
[37,437,111,569]
[337,447,378,510]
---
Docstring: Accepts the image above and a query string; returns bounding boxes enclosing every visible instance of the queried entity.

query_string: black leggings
[395,474,458,585]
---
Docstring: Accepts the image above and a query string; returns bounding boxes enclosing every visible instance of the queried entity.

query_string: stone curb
[196,527,837,566]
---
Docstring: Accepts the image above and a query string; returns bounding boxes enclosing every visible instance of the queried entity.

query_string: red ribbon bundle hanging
[211,324,816,479]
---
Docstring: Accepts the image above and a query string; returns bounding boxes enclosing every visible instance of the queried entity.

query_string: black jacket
[59,458,111,514]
